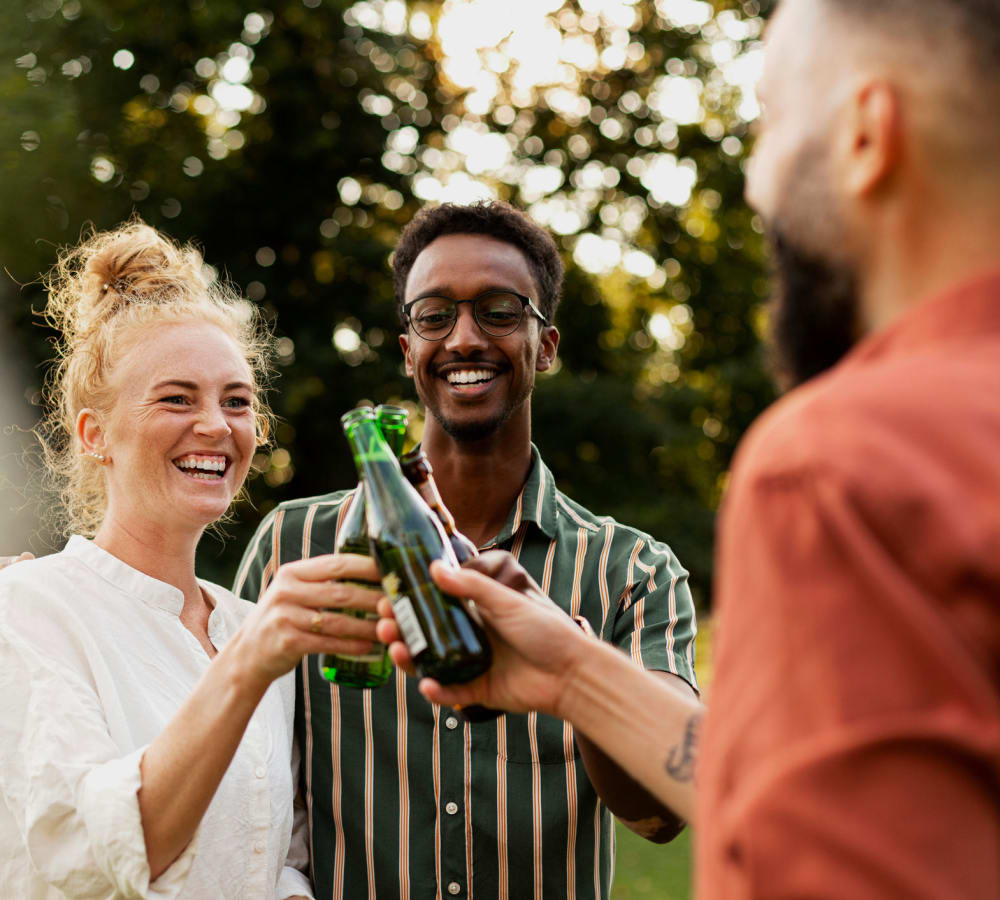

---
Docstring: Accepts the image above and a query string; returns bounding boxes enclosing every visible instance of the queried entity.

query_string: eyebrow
[411,284,526,301]
[151,380,253,392]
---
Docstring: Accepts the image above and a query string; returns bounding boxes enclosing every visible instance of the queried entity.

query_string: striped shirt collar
[487,442,559,545]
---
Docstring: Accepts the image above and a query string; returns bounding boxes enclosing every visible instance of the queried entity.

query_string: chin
[436,411,507,443]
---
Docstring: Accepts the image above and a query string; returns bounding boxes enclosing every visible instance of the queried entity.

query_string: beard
[433,408,513,443]
[425,364,534,444]
[767,226,859,390]
[763,144,860,391]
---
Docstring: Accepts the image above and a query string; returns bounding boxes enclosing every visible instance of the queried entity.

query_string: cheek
[233,417,257,457]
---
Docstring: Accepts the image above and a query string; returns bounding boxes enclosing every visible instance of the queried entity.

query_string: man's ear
[535,326,560,373]
[77,409,107,458]
[399,332,414,377]
[842,79,901,198]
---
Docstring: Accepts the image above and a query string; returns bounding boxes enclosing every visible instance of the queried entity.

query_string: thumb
[429,562,518,622]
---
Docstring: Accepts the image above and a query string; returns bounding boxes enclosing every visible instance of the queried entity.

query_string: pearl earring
[88,451,106,462]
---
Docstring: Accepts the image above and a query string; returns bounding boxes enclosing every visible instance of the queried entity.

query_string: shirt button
[445,716,459,730]
[255,766,266,779]
[445,801,458,815]
[253,840,265,854]
[447,882,461,895]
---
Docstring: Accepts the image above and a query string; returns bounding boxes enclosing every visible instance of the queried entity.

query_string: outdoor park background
[2,1,772,895]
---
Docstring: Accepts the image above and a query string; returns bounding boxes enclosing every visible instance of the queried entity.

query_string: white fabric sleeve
[0,628,197,899]
[275,738,315,900]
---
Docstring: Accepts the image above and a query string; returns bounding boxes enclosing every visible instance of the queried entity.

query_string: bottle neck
[346,418,397,484]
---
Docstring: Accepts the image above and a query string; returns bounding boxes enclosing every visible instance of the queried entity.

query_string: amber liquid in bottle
[400,448,501,721]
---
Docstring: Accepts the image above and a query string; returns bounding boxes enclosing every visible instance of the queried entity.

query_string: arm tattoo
[665,711,702,783]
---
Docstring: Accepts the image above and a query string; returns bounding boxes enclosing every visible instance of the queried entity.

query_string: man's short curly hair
[392,201,564,326]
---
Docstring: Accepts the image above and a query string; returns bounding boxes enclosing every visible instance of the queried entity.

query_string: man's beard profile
[767,225,859,391]
[763,143,860,391]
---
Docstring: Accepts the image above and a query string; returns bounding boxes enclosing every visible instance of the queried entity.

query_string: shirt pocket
[471,710,580,766]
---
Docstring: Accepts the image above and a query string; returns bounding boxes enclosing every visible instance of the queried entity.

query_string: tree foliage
[1,0,775,604]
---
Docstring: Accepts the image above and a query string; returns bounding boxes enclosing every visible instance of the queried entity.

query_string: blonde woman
[0,223,380,898]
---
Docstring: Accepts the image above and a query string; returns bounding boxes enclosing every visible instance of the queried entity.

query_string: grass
[612,822,693,899]
[609,616,714,900]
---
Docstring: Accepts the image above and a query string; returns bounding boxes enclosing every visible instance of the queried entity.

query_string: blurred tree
[0,0,774,603]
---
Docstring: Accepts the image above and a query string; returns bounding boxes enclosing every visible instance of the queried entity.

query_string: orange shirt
[697,272,1000,898]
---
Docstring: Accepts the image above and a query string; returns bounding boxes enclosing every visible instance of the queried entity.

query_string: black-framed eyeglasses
[403,290,549,341]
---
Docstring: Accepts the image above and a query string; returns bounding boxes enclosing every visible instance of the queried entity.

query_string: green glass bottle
[343,409,492,685]
[319,404,409,688]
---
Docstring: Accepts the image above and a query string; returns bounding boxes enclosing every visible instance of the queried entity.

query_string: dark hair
[824,0,1000,80]
[392,201,564,326]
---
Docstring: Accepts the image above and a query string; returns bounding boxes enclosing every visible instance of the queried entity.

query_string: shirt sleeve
[275,738,315,900]
[0,627,197,899]
[698,468,1000,899]
[234,507,280,604]
[607,531,698,691]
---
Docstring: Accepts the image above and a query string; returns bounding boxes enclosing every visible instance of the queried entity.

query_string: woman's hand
[0,552,34,569]
[231,553,383,693]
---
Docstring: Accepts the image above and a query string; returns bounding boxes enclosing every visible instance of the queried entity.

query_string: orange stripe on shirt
[564,528,587,897]
[433,702,443,900]
[397,668,410,900]
[301,504,320,881]
[363,691,376,897]
[464,721,474,900]
[532,539,558,899]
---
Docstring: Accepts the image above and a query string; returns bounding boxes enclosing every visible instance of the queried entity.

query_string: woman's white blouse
[0,536,314,899]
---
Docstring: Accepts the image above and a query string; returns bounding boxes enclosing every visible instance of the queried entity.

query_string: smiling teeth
[175,455,227,475]
[446,369,495,385]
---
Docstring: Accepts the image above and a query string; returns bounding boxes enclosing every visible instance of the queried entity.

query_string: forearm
[576,732,687,842]
[557,641,702,824]
[139,634,266,880]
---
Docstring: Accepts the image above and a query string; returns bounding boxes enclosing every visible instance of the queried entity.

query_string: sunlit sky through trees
[2,0,774,598]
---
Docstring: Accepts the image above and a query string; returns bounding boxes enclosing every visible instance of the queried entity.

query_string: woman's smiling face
[92,320,257,537]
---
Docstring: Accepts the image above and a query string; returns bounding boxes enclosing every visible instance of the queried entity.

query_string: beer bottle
[400,448,477,563]
[342,408,492,685]
[401,447,501,722]
[319,404,409,688]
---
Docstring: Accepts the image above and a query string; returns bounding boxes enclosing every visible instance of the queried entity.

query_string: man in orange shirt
[381,0,1000,895]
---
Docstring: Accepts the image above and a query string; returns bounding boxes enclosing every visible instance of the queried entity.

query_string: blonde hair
[36,219,275,537]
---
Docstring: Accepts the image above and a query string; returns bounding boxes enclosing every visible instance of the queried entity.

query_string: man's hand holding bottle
[375,550,598,719]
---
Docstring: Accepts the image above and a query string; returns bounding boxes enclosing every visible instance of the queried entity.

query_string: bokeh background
[2,1,774,894]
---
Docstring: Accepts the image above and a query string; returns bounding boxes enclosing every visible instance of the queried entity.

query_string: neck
[858,185,1000,335]
[420,410,534,548]
[93,513,205,604]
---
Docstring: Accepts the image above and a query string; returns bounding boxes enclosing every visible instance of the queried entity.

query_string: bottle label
[384,571,428,656]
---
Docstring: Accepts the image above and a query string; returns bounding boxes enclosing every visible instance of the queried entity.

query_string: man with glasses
[236,200,698,899]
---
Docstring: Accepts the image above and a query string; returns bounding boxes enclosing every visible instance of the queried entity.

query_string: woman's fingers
[281,552,381,584]
[290,606,379,642]
[266,559,383,611]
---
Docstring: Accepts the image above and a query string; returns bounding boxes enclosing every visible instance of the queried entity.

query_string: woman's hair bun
[46,220,207,348]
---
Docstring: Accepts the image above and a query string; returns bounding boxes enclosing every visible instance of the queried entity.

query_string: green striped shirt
[234,445,697,900]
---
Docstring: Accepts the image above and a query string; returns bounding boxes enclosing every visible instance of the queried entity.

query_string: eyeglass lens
[409,292,524,338]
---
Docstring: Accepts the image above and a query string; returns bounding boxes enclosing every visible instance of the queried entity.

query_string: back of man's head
[821,0,1000,179]
[392,201,564,327]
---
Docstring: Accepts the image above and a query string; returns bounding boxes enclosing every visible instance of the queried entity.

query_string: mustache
[429,355,509,377]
